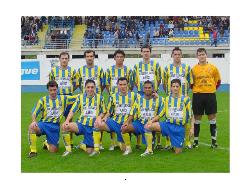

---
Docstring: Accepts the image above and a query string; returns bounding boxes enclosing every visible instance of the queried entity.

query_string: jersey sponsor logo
[58,77,71,89]
[115,104,131,116]
[170,74,186,85]
[83,106,97,118]
[47,107,62,119]
[140,107,155,120]
[111,76,119,87]
[168,107,183,120]
[140,71,154,82]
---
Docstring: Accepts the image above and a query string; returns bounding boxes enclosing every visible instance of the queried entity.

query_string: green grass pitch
[21,92,229,172]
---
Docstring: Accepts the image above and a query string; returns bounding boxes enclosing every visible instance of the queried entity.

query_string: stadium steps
[32,24,48,49]
[69,24,86,49]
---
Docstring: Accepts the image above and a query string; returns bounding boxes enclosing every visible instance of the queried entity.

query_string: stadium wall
[21,53,230,92]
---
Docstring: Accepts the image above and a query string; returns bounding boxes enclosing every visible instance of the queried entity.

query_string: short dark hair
[59,51,70,59]
[171,47,182,56]
[117,77,128,84]
[141,44,152,52]
[84,50,95,57]
[114,49,125,57]
[171,79,181,87]
[47,80,58,89]
[143,80,154,87]
[85,79,96,87]
[196,48,207,55]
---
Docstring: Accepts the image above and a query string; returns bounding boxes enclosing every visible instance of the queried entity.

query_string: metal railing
[21,37,230,49]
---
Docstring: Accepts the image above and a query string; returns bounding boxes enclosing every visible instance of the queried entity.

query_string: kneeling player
[94,77,138,155]
[61,79,106,157]
[145,79,191,154]
[28,81,76,158]
[121,80,164,156]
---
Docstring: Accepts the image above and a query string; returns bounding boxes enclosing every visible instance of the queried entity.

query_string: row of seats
[83,37,229,47]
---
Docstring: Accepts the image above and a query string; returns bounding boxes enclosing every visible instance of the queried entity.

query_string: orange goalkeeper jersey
[191,62,221,93]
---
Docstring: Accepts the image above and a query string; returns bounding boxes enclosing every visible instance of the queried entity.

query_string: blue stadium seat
[189,30,194,35]
[159,39,165,45]
[175,41,180,46]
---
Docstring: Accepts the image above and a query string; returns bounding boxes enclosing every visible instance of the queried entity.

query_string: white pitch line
[217,110,229,113]
[199,142,230,151]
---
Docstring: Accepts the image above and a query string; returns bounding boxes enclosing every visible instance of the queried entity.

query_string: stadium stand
[21,16,47,46]
[44,16,74,49]
[21,16,230,49]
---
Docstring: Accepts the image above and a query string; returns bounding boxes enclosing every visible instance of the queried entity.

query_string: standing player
[49,51,77,148]
[61,79,106,156]
[144,79,192,155]
[77,50,105,94]
[163,47,193,149]
[133,45,162,96]
[106,49,133,94]
[191,48,221,148]
[105,49,133,150]
[133,44,162,149]
[93,77,138,155]
[121,80,164,156]
[27,81,76,158]
[76,50,105,149]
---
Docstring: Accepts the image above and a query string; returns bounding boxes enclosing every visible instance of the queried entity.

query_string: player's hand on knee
[62,122,69,130]
[102,116,107,122]
[95,116,102,127]
[121,122,128,129]
[31,121,38,129]
[145,121,152,129]
[94,121,99,129]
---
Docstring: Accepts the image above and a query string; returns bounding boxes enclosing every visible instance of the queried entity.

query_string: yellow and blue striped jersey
[71,93,106,126]
[31,95,77,123]
[133,60,162,92]
[163,63,193,96]
[105,65,133,94]
[107,92,138,124]
[159,95,191,126]
[77,65,105,94]
[130,95,164,124]
[49,66,77,95]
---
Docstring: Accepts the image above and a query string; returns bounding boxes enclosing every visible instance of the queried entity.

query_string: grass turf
[21,92,229,172]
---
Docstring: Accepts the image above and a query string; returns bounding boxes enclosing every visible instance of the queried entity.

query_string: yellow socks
[43,140,50,150]
[122,133,131,147]
[93,130,101,152]
[184,123,191,146]
[165,136,171,147]
[79,143,86,151]
[62,132,72,152]
[111,132,117,146]
[136,134,142,146]
[156,132,161,146]
[29,132,37,153]
[70,132,73,146]
[145,132,153,152]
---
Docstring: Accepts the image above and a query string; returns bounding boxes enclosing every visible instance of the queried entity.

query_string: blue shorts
[132,120,146,144]
[38,121,60,146]
[106,118,124,143]
[64,104,73,118]
[75,123,94,147]
[160,122,185,148]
